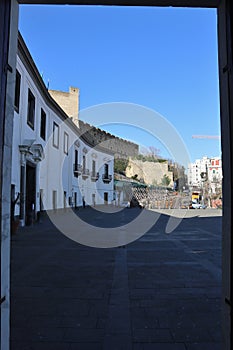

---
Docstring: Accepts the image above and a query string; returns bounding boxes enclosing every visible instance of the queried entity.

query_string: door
[92,193,96,206]
[74,192,77,208]
[26,164,36,225]
[104,192,108,205]
[40,189,44,211]
[64,191,67,209]
[53,190,57,210]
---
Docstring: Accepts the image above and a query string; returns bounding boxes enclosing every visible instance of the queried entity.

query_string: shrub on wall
[114,158,129,174]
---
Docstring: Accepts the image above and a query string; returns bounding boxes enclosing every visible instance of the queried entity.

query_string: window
[64,132,69,155]
[92,160,96,174]
[75,149,78,166]
[14,69,21,112]
[83,155,86,171]
[53,122,59,148]
[40,108,46,140]
[27,88,35,129]
[104,163,109,177]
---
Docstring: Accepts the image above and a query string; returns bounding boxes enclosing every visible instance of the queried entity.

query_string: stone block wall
[49,86,79,126]
[126,159,173,186]
[79,120,139,159]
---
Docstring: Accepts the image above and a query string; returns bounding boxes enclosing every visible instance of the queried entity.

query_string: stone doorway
[25,163,36,225]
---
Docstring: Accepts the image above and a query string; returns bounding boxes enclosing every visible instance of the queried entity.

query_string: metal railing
[102,174,112,183]
[73,163,82,177]
[91,172,99,181]
[82,168,90,178]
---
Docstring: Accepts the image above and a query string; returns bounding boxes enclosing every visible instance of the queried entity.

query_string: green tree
[161,174,171,187]
[114,158,129,174]
[134,153,167,163]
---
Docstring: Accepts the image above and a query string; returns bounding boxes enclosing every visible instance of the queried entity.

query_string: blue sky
[19,5,221,166]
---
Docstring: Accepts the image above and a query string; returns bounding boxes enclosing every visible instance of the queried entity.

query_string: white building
[12,33,114,226]
[188,156,222,193]
[188,156,210,188]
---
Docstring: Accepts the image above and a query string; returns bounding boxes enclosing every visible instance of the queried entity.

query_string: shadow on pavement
[10,207,222,350]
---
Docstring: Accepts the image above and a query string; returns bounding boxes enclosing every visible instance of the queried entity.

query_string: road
[10,207,222,350]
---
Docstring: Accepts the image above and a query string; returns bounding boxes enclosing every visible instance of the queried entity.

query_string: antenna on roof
[47,79,50,90]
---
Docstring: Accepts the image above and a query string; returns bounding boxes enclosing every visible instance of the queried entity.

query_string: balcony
[102,174,112,184]
[91,172,99,182]
[82,168,90,180]
[73,164,82,177]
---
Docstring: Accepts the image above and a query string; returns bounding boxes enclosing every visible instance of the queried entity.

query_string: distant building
[188,156,222,194]
[208,157,222,194]
[188,156,210,188]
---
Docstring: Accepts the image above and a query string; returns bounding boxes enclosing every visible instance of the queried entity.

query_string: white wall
[12,53,114,216]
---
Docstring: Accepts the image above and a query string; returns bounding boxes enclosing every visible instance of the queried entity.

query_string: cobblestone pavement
[10,207,222,350]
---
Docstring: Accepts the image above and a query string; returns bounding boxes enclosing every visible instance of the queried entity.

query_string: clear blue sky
[19,5,221,166]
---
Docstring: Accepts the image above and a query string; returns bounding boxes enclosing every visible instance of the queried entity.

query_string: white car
[191,201,203,209]
[121,201,130,208]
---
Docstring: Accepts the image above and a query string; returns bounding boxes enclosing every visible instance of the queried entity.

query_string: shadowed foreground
[11,207,222,350]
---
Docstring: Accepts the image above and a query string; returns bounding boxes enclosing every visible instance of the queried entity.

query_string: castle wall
[49,86,79,126]
[79,120,139,159]
[126,159,173,186]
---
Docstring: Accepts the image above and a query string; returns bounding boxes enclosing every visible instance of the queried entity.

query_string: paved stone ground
[10,207,222,350]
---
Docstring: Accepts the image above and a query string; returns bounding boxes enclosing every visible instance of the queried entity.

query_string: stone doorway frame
[1,0,232,349]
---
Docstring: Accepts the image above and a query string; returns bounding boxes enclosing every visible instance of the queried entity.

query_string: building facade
[188,156,222,194]
[208,157,222,194]
[12,33,114,226]
[188,156,211,188]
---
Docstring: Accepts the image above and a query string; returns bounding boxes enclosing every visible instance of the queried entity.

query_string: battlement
[79,120,139,159]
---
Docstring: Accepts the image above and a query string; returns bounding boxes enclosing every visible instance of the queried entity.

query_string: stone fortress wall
[79,120,139,159]
[49,86,139,159]
[126,159,173,186]
[49,87,80,127]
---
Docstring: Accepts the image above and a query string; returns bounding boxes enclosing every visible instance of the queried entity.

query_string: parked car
[120,201,130,208]
[189,200,206,209]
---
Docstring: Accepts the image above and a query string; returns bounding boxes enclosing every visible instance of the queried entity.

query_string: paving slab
[10,207,222,349]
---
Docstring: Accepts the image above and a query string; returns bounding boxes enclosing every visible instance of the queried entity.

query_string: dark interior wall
[0,0,11,219]
[0,0,11,307]
[220,1,233,348]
